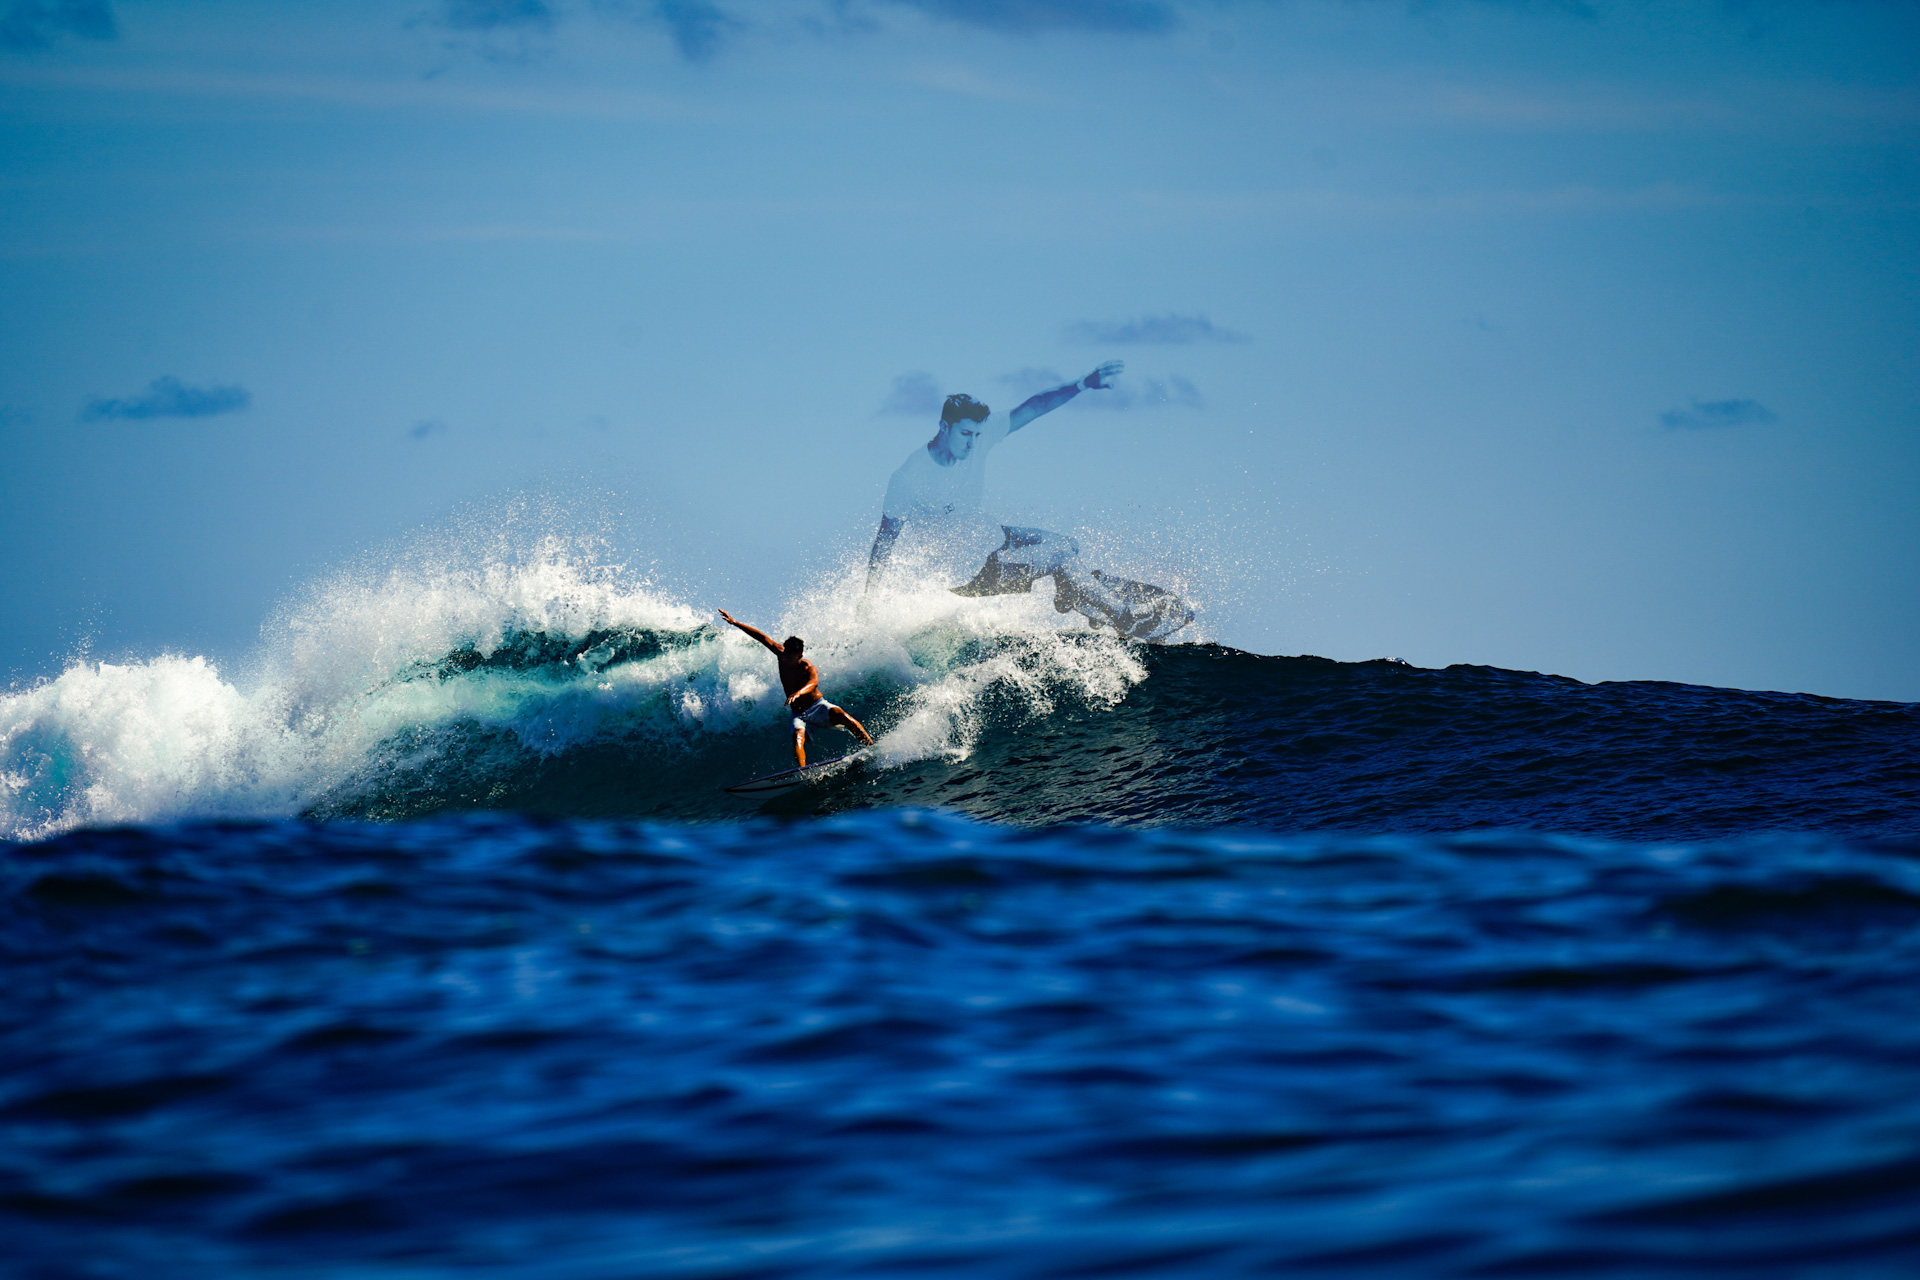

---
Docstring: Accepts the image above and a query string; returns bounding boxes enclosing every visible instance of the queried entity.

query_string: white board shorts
[791,700,841,738]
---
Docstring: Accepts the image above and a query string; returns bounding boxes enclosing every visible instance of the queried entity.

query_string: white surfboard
[723,751,866,795]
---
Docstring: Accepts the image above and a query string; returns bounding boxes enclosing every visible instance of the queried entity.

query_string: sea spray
[0,653,306,837]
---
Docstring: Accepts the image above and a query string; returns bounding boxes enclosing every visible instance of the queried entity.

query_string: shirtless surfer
[860,361,1192,641]
[717,609,874,768]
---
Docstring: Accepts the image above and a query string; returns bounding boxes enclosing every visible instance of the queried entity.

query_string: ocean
[4,544,1918,1277]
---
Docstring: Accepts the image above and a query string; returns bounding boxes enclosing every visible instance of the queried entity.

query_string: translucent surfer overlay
[864,363,1194,643]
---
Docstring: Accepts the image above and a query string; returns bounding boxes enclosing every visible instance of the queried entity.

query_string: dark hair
[784,636,804,655]
[940,393,990,425]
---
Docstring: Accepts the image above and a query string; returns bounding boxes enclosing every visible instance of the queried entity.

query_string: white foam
[790,568,1146,766]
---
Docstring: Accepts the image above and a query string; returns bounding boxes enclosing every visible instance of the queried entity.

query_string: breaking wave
[0,535,1147,840]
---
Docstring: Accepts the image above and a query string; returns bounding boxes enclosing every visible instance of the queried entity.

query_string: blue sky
[2,0,1916,700]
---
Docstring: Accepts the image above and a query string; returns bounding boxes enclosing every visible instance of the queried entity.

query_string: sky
[1,0,1916,701]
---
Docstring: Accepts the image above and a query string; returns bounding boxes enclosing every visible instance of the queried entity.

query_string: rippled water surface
[7,813,1919,1277]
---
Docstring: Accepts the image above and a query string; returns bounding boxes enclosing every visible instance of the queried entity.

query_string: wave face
[3,537,1915,841]
[5,814,1919,1276]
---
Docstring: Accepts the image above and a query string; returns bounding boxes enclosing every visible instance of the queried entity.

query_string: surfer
[860,361,1192,641]
[717,609,874,768]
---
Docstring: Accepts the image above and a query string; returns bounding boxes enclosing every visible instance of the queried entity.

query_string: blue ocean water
[3,547,1918,1276]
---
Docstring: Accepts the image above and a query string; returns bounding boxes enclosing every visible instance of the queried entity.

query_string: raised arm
[716,608,784,656]
[1007,360,1123,433]
[860,515,904,603]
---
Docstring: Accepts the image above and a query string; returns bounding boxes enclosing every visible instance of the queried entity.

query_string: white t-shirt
[880,413,1012,573]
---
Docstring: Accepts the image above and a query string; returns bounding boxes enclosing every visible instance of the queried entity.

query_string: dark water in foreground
[7,812,1920,1277]
[6,638,1920,1276]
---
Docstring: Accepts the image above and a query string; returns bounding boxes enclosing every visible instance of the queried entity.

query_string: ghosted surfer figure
[861,361,1192,641]
[717,609,874,768]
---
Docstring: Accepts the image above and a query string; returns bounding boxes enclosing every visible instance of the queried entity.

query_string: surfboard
[1088,571,1194,643]
[723,752,865,795]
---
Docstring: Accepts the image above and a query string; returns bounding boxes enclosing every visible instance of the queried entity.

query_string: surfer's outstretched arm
[860,515,904,606]
[1007,360,1123,433]
[716,609,784,657]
